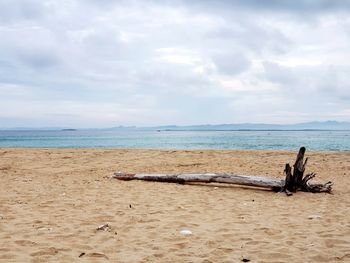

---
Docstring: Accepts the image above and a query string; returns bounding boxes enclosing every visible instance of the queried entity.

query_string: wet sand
[0,148,349,262]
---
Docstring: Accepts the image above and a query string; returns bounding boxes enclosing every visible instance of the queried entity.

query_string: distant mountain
[108,121,350,131]
[1,121,349,131]
[285,121,350,130]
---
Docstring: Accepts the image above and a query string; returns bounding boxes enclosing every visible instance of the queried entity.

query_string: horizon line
[0,120,349,131]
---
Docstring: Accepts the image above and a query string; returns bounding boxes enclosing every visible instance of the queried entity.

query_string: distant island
[61,129,77,131]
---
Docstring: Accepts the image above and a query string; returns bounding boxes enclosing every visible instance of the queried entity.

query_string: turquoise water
[0,130,349,151]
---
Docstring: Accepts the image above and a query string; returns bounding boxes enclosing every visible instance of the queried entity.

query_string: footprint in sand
[30,247,59,256]
[0,254,15,260]
[15,240,37,246]
[324,238,349,248]
[86,252,109,259]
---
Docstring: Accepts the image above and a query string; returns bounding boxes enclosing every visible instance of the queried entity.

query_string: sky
[0,0,349,128]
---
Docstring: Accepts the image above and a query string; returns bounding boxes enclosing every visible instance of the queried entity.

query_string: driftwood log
[112,147,333,195]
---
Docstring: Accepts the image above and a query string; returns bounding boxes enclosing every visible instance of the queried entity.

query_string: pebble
[308,214,322,220]
[180,229,192,236]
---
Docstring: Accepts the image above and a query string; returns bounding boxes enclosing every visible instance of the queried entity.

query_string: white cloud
[0,0,349,127]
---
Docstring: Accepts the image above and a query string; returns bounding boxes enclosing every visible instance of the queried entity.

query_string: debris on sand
[96,223,111,231]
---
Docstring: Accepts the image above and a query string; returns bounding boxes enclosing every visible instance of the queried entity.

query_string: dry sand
[0,148,349,262]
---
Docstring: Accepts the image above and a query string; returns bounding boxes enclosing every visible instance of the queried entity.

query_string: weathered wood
[112,172,284,190]
[292,146,307,191]
[282,147,333,195]
[112,147,333,195]
[283,164,293,196]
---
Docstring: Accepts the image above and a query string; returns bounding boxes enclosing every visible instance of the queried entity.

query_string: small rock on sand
[308,214,322,219]
[180,229,192,236]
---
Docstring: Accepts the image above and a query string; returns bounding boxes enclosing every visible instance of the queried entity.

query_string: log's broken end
[112,173,136,180]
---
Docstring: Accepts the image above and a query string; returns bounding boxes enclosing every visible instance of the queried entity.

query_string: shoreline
[1,147,349,154]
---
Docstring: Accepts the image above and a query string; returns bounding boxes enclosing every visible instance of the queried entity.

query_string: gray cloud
[263,62,350,100]
[212,52,251,75]
[180,0,350,13]
[16,49,59,69]
[0,0,349,127]
[0,0,49,23]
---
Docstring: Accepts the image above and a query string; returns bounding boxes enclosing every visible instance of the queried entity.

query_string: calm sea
[0,130,349,151]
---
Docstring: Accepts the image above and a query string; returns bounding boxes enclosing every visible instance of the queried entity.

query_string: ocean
[0,130,349,151]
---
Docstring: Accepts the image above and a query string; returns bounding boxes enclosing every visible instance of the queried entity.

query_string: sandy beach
[0,148,349,262]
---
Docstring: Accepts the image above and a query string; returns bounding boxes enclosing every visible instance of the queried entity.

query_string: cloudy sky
[0,0,349,128]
